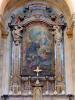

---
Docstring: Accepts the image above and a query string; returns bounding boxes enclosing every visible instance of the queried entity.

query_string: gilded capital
[66,14,75,38]
[66,13,75,38]
[67,25,73,38]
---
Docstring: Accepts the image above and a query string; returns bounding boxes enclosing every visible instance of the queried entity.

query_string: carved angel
[54,26,62,44]
[12,25,23,45]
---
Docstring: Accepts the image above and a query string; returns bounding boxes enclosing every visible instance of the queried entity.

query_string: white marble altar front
[1,95,71,100]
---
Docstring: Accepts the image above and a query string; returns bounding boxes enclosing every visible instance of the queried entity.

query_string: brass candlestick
[28,76,32,95]
[45,76,49,94]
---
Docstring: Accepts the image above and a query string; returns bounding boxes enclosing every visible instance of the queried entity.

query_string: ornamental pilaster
[71,13,75,95]
[0,15,8,39]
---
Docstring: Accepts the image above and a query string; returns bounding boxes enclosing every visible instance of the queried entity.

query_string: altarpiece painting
[21,23,55,77]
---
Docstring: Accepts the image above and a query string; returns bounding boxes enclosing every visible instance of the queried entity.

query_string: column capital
[0,15,8,39]
[66,14,75,38]
[66,26,73,38]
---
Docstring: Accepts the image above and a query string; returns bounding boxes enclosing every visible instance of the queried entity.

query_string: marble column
[0,29,2,95]
[11,41,21,94]
[0,16,10,95]
[0,16,4,95]
[72,14,75,95]
[54,26,65,93]
[2,34,10,95]
[64,27,73,94]
[8,25,23,94]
